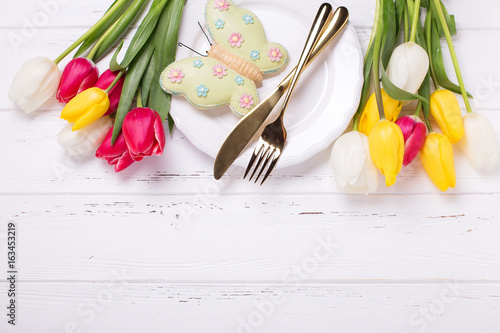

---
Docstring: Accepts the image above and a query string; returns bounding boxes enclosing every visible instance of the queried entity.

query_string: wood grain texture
[1,0,500,332]
[1,194,499,282]
[0,282,499,333]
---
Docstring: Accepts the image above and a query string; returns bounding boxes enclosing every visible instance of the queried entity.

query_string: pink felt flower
[214,0,229,11]
[239,93,254,109]
[268,47,282,62]
[167,68,184,83]
[228,32,244,47]
[212,64,227,78]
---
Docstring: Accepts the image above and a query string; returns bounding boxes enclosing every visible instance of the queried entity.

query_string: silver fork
[244,3,333,185]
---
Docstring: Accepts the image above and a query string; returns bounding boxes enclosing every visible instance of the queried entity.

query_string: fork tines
[243,140,281,185]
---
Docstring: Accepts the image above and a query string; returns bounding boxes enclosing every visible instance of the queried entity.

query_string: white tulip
[330,131,378,194]
[57,116,112,158]
[459,112,500,170]
[387,42,429,94]
[8,56,60,113]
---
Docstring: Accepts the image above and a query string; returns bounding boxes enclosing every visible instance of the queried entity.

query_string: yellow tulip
[430,90,464,143]
[368,119,405,187]
[360,90,402,135]
[420,132,456,191]
[60,87,110,131]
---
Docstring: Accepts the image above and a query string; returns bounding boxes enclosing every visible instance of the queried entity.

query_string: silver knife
[213,6,349,180]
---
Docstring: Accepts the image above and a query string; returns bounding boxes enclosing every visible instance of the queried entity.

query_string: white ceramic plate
[169,0,363,169]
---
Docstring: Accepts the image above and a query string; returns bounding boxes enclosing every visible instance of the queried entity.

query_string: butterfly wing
[160,56,259,117]
[205,0,289,74]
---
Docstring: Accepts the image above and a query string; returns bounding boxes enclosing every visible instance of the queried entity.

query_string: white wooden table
[1,1,500,332]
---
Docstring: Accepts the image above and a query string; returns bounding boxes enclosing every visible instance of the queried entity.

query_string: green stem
[414,101,422,117]
[87,20,120,61]
[353,113,360,132]
[424,9,440,90]
[432,0,472,113]
[105,70,125,93]
[409,0,421,43]
[365,0,381,63]
[403,4,409,43]
[372,0,385,118]
[136,89,143,108]
[54,0,129,64]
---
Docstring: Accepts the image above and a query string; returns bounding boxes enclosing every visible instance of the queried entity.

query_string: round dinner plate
[169,0,363,169]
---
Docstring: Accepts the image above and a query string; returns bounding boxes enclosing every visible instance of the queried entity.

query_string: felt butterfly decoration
[160,0,289,117]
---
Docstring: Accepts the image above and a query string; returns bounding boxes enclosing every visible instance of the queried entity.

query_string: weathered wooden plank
[1,194,499,282]
[0,282,498,333]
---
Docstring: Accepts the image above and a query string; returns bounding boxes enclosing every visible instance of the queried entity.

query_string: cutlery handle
[279,3,333,115]
[279,6,349,94]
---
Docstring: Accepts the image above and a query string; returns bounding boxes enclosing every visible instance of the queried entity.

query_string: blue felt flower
[250,50,260,61]
[242,14,254,24]
[235,75,244,85]
[196,84,209,97]
[193,59,204,68]
[215,19,225,29]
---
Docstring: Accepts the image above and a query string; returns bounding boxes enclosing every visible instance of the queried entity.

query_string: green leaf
[167,113,175,134]
[381,64,428,103]
[110,0,169,71]
[92,0,148,62]
[419,71,433,131]
[73,0,132,58]
[111,34,156,144]
[380,0,398,68]
[355,42,374,116]
[430,0,456,37]
[149,0,185,121]
[140,51,156,106]
[420,0,429,6]
[429,19,472,97]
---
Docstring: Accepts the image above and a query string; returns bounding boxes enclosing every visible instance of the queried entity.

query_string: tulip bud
[57,116,112,158]
[420,132,456,191]
[396,115,427,166]
[387,42,429,94]
[122,108,166,161]
[459,112,500,169]
[96,127,139,172]
[8,56,61,113]
[359,90,402,135]
[330,131,378,194]
[430,90,464,143]
[60,87,110,131]
[94,69,125,115]
[56,58,99,103]
[368,119,405,187]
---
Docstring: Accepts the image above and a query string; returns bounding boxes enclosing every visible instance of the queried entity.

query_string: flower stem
[409,0,421,43]
[365,0,381,63]
[403,4,409,43]
[105,70,125,93]
[424,9,440,90]
[54,0,128,64]
[372,0,385,118]
[432,0,472,113]
[414,101,422,117]
[136,89,143,108]
[87,20,120,61]
[353,113,360,132]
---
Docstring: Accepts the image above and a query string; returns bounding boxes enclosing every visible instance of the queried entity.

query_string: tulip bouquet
[8,0,185,171]
[331,0,499,194]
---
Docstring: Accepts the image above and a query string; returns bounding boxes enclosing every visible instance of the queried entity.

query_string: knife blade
[213,6,349,180]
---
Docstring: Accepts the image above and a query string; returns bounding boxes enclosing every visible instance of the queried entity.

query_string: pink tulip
[122,108,165,161]
[96,127,139,172]
[57,57,99,103]
[396,115,427,166]
[94,69,125,115]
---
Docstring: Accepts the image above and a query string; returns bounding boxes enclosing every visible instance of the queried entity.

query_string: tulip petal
[460,112,500,169]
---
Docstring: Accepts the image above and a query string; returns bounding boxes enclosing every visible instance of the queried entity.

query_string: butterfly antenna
[198,21,212,46]
[178,42,208,57]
